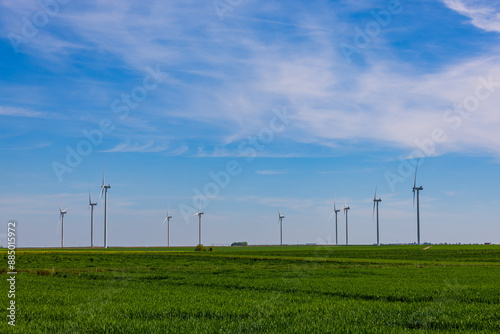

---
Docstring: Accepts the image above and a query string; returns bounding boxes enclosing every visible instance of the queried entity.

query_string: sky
[0,0,499,248]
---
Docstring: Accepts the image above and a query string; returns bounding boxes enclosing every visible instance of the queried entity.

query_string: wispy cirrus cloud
[1,0,500,158]
[0,106,45,118]
[441,0,500,33]
[256,170,288,175]
[101,140,168,153]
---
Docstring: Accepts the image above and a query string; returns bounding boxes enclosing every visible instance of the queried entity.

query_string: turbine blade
[414,160,419,188]
[328,211,335,221]
[103,162,106,186]
[162,217,168,225]
[334,200,337,211]
[374,186,377,200]
[88,184,92,204]
[373,201,376,218]
[58,201,62,213]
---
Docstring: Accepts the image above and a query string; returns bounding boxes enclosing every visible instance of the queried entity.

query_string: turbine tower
[88,186,97,248]
[412,161,423,245]
[57,202,68,248]
[373,187,382,246]
[278,210,285,245]
[343,201,350,245]
[329,200,341,245]
[100,163,111,249]
[192,200,204,245]
[162,207,172,247]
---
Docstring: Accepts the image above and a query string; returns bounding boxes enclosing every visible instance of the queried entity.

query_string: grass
[1,245,499,333]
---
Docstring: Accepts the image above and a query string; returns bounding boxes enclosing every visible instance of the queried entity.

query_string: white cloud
[0,106,45,118]
[255,170,288,175]
[1,1,500,157]
[101,140,168,153]
[441,0,500,33]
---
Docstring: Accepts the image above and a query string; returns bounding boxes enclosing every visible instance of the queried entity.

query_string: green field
[1,245,499,333]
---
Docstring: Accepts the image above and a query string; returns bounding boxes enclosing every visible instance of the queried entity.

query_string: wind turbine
[278,210,285,245]
[412,161,423,245]
[192,200,204,245]
[162,206,172,247]
[343,201,350,245]
[329,200,341,245]
[99,163,111,249]
[57,202,68,248]
[88,186,97,248]
[373,187,382,246]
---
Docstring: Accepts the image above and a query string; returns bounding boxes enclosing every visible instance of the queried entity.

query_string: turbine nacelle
[58,201,68,215]
[162,215,173,225]
[99,163,111,201]
[192,199,204,217]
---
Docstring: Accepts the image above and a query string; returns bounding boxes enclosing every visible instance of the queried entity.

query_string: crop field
[1,245,499,333]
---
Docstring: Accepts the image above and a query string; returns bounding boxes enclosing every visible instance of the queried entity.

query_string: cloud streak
[441,0,500,33]
[1,0,499,157]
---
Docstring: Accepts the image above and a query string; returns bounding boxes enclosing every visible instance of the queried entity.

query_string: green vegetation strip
[1,245,499,333]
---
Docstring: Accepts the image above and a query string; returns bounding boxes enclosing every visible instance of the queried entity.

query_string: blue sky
[1,0,499,247]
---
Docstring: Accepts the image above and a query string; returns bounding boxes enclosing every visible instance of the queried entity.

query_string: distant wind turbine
[329,200,341,245]
[57,202,68,248]
[278,210,285,245]
[412,161,423,245]
[373,187,382,246]
[343,201,350,245]
[99,163,111,249]
[88,185,97,248]
[162,206,172,247]
[192,200,204,245]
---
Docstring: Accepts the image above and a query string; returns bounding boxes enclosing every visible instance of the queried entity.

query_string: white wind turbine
[57,201,68,248]
[192,200,204,245]
[88,185,97,248]
[343,201,350,245]
[329,200,341,245]
[162,206,172,247]
[412,161,423,245]
[278,210,285,245]
[99,163,111,249]
[373,187,382,246]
